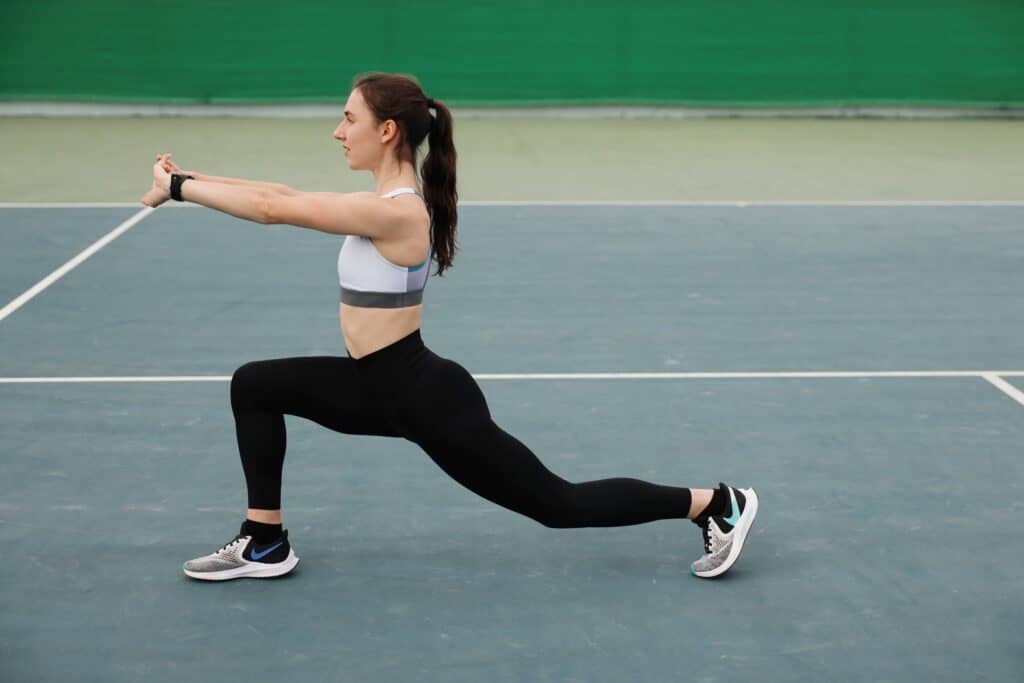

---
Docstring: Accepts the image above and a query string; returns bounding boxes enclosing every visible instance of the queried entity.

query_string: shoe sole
[692,487,758,579]
[184,549,299,581]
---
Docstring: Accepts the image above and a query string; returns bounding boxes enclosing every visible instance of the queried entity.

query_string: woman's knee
[230,360,275,407]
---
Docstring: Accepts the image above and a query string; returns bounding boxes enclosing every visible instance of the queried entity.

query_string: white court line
[463,200,1024,207]
[477,371,1024,380]
[2,370,1024,384]
[0,202,161,208]
[1,200,1024,208]
[982,374,1024,407]
[0,376,232,383]
[0,207,154,323]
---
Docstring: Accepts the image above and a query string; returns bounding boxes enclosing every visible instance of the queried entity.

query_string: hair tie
[427,97,437,109]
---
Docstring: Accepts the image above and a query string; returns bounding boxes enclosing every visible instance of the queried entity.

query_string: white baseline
[2,370,1023,384]
[4,370,1022,409]
[2,200,1024,208]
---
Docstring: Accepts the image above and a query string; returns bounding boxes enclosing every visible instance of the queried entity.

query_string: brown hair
[352,72,458,277]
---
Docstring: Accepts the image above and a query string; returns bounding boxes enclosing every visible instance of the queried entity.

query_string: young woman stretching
[141,72,758,580]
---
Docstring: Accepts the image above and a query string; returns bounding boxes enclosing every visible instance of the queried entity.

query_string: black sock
[242,519,283,544]
[696,484,728,520]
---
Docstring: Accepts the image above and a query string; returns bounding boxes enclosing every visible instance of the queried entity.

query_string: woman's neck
[373,159,418,195]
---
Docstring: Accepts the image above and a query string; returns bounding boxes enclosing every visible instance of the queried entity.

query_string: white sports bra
[337,187,431,308]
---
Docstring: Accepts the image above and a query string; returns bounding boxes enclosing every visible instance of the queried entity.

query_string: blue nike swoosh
[724,488,742,527]
[251,541,284,560]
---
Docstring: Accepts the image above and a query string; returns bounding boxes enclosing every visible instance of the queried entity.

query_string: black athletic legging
[230,328,692,527]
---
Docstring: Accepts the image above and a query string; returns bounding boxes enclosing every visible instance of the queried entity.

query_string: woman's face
[333,88,393,171]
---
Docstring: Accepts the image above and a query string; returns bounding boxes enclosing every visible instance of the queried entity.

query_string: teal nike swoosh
[251,541,284,560]
[723,488,742,527]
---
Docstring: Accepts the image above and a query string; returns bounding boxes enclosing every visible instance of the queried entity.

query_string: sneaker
[690,483,758,579]
[183,523,299,581]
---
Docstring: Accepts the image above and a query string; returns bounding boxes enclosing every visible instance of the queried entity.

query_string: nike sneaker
[183,522,299,581]
[690,482,758,579]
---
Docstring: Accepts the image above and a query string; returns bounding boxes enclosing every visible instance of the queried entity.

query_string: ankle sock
[697,484,728,519]
[242,519,283,544]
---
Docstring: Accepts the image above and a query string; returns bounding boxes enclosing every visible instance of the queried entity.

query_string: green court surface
[1,118,1023,681]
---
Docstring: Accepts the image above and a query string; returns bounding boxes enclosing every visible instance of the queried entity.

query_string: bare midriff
[340,302,422,359]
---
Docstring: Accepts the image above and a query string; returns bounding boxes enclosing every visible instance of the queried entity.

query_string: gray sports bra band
[339,288,425,307]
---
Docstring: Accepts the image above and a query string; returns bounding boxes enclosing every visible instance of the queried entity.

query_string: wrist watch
[170,173,195,201]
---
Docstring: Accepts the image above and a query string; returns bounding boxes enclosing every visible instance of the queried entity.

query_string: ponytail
[421,99,458,276]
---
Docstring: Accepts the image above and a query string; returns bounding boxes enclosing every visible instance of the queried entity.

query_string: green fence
[2,1,1022,106]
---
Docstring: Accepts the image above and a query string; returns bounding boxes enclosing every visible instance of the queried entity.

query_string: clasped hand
[140,153,187,207]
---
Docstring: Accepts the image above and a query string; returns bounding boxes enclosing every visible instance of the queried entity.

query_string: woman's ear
[380,119,400,145]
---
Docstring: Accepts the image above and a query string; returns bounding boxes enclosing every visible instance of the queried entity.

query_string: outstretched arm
[159,154,299,196]
[140,154,408,239]
[140,154,282,219]
[141,155,271,223]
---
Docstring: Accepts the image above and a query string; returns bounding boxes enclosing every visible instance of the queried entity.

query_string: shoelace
[692,518,716,557]
[218,534,248,554]
[696,518,713,554]
[698,517,733,555]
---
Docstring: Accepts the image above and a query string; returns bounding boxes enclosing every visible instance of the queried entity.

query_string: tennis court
[3,1,1023,678]
[2,197,1022,681]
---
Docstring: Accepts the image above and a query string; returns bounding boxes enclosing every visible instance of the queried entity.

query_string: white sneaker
[183,524,299,581]
[690,483,758,578]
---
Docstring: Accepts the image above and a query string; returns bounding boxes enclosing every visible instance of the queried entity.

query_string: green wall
[2,1,1022,106]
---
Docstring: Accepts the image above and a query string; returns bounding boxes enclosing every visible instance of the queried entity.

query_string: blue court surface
[1,204,1022,681]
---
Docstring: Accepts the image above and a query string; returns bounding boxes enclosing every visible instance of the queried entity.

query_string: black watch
[170,173,195,201]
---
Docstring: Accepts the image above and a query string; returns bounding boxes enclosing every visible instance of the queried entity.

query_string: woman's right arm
[159,155,299,196]
[191,172,300,196]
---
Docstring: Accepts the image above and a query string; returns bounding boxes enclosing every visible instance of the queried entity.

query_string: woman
[141,72,758,581]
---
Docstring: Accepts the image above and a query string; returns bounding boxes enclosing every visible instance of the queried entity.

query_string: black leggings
[230,329,692,527]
